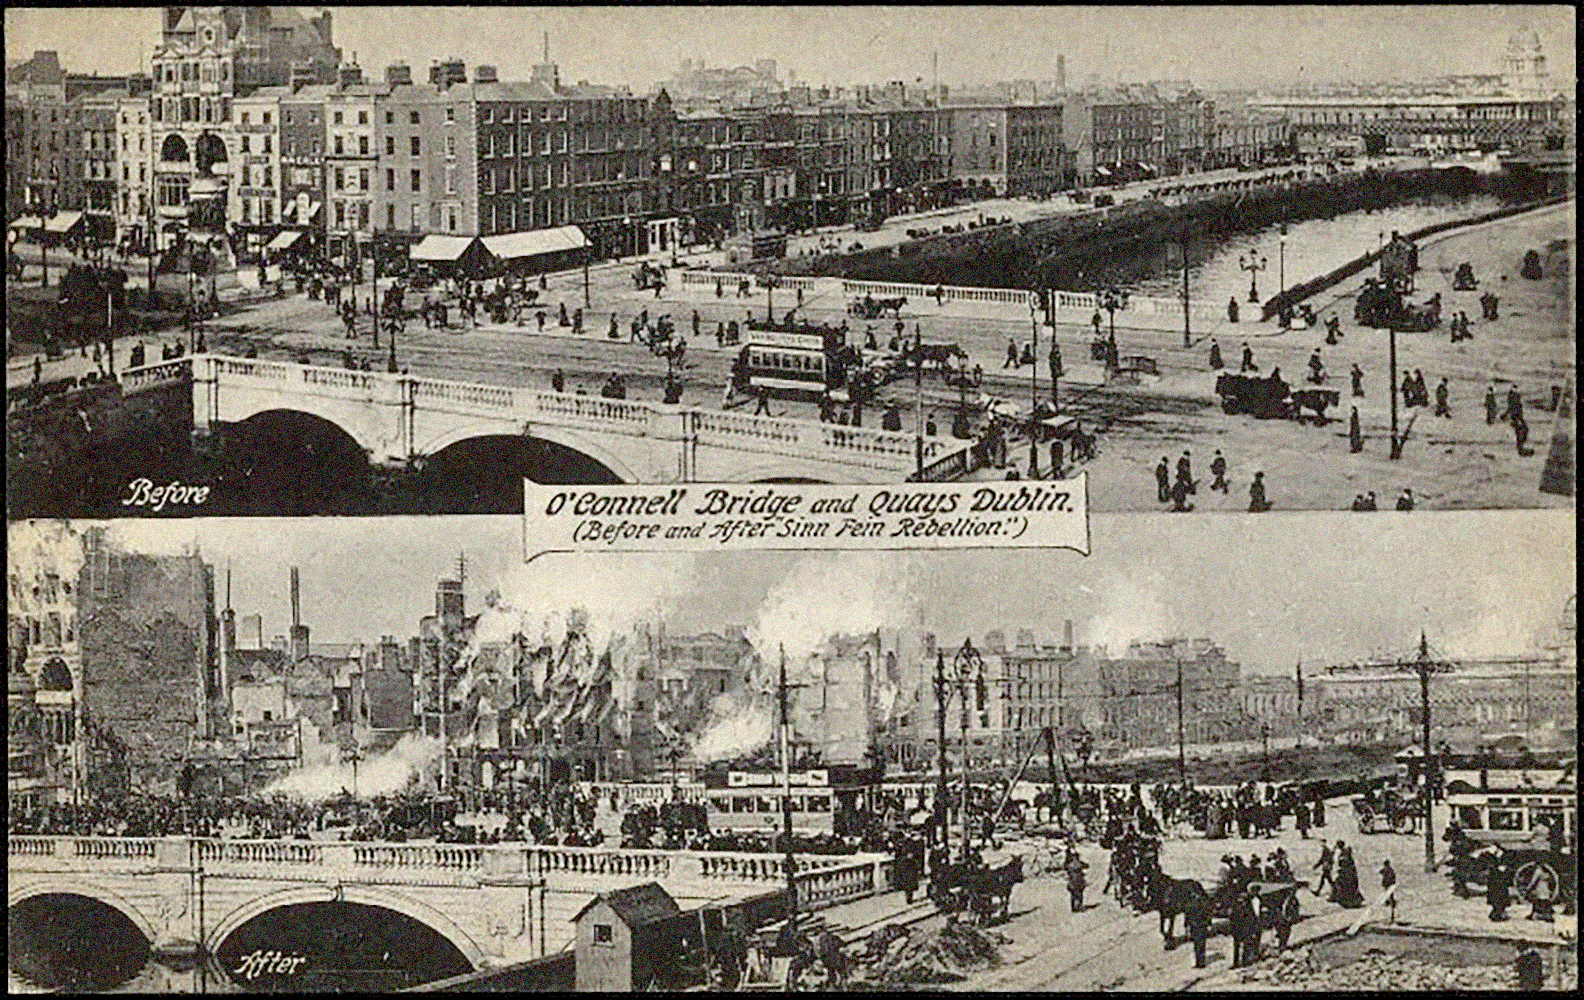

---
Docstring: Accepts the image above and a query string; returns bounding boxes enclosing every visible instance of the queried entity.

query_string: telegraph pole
[1415,632,1436,873]
[934,649,949,850]
[1175,649,1186,785]
[1388,322,1402,459]
[778,646,797,932]
[1181,234,1192,349]
[1028,296,1040,478]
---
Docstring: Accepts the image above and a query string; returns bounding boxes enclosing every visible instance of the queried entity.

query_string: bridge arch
[731,462,837,484]
[206,884,486,971]
[9,877,160,946]
[221,405,374,457]
[414,423,638,483]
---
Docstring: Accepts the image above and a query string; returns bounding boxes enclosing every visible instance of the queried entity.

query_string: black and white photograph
[5,4,1577,996]
[6,510,1577,991]
[5,6,1573,515]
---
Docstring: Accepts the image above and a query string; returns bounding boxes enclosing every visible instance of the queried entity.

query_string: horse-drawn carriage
[928,854,1024,926]
[1216,373,1341,424]
[1144,861,1305,967]
[1352,783,1424,835]
[632,260,666,290]
[848,294,906,319]
[1354,279,1441,331]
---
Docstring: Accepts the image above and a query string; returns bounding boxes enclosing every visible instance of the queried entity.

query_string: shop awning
[44,210,84,233]
[481,225,589,261]
[266,230,305,251]
[410,234,481,262]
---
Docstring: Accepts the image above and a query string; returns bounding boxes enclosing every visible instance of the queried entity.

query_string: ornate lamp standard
[1239,250,1268,304]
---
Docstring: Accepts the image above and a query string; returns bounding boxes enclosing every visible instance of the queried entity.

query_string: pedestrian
[32,356,42,383]
[1210,449,1229,492]
[551,369,565,393]
[1155,456,1170,503]
[1434,377,1450,417]
[1349,406,1363,453]
[1248,471,1270,512]
[1175,450,1194,495]
[1227,296,1239,323]
[1240,342,1256,372]
[753,388,773,416]
[1313,840,1335,897]
[1395,488,1414,511]
[1332,841,1364,908]
[1351,363,1364,398]
[1091,309,1102,336]
[1208,338,1223,370]
[1380,857,1397,922]
[1513,412,1529,454]
[1487,858,1511,921]
[1169,475,1194,512]
[1065,845,1087,912]
[1412,369,1427,407]
[1295,800,1310,839]
[1401,369,1415,406]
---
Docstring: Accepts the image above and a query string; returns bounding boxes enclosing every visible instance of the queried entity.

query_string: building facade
[115,96,153,244]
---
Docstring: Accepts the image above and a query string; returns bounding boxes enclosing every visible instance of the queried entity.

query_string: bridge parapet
[692,408,944,471]
[120,357,193,395]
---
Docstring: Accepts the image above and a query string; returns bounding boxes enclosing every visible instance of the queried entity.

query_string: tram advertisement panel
[524,476,1089,559]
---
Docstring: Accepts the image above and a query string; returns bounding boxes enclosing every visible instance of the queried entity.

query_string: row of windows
[328,108,371,126]
[152,95,232,125]
[158,59,231,85]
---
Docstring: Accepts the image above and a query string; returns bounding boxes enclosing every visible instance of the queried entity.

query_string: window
[387,203,396,228]
[386,168,395,190]
[334,134,344,155]
[446,135,456,158]
[593,925,613,945]
[359,135,369,156]
[411,204,423,229]
[334,167,344,191]
[410,169,421,191]
[358,110,368,125]
[411,136,421,156]
[335,201,345,227]
[482,106,492,124]
[263,111,271,126]
[241,135,251,153]
[448,209,456,231]
[359,167,369,191]
[386,136,395,155]
[446,165,456,193]
[242,111,251,126]
[410,111,421,125]
[445,107,455,124]
[334,111,344,125]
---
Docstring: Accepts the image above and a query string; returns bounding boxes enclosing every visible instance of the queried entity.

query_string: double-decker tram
[1446,784,1576,909]
[730,330,870,405]
[699,765,883,836]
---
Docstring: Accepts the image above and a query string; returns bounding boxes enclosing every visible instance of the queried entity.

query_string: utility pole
[1415,632,1437,873]
[1180,234,1192,348]
[915,324,925,478]
[778,646,797,932]
[955,638,983,858]
[934,649,949,850]
[1387,318,1401,457]
[371,244,380,349]
[1028,295,1040,478]
[1175,646,1186,785]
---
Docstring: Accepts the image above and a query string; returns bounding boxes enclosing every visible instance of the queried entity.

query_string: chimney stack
[1062,619,1074,653]
[289,567,310,662]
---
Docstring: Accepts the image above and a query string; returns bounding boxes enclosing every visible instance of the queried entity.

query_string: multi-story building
[279,85,329,252]
[75,526,220,789]
[115,96,152,245]
[8,521,86,802]
[1317,653,1576,746]
[148,6,340,250]
[1210,109,1291,168]
[230,87,284,254]
[375,80,471,245]
[75,90,123,241]
[1098,638,1245,750]
[1085,86,1166,185]
[1159,85,1215,176]
[323,66,385,263]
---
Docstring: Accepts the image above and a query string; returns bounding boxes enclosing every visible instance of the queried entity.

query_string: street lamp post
[1177,235,1192,349]
[953,638,983,858]
[1261,723,1271,782]
[1239,251,1268,304]
[1278,222,1288,297]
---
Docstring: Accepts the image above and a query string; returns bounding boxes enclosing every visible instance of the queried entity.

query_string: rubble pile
[854,920,1009,985]
[1230,946,1552,991]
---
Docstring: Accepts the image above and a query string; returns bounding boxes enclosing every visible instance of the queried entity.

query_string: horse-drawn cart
[1353,785,1423,835]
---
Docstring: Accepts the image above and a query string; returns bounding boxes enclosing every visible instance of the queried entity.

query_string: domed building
[1501,28,1552,100]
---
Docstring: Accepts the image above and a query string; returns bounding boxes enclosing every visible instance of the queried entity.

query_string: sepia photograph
[4,5,1573,515]
[4,3,1577,997]
[6,510,1577,991]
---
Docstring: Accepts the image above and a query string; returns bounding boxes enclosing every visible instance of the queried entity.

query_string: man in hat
[1350,406,1363,453]
[1155,456,1171,503]
[1313,840,1335,897]
[1380,857,1398,922]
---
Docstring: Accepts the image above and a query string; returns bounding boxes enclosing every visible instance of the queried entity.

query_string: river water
[1051,192,1516,307]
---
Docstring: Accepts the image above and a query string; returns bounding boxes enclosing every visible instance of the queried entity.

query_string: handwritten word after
[232,950,307,980]
[121,478,210,511]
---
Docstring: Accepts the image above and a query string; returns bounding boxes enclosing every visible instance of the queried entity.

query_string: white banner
[524,475,1089,559]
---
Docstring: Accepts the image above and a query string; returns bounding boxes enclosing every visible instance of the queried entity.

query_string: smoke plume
[263,733,443,800]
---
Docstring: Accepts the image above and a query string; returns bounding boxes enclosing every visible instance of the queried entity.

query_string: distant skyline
[41,510,1576,679]
[5,6,1575,92]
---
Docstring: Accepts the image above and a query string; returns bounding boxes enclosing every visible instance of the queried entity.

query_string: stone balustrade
[678,270,816,292]
[692,408,945,468]
[119,357,193,395]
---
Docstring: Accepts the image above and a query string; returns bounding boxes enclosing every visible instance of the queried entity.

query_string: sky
[16,509,1572,677]
[5,6,1575,91]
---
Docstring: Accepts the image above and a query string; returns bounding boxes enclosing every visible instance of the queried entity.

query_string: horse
[904,342,967,373]
[1146,868,1210,947]
[876,296,907,318]
[788,927,849,989]
[966,855,1024,925]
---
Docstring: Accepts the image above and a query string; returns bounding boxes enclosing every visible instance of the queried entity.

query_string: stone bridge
[120,354,964,484]
[7,835,893,971]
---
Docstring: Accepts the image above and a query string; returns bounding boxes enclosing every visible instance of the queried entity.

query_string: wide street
[8,187,1572,511]
[911,794,1569,992]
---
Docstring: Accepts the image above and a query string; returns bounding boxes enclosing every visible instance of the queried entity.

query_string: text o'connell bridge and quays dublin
[7,82,1573,517]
